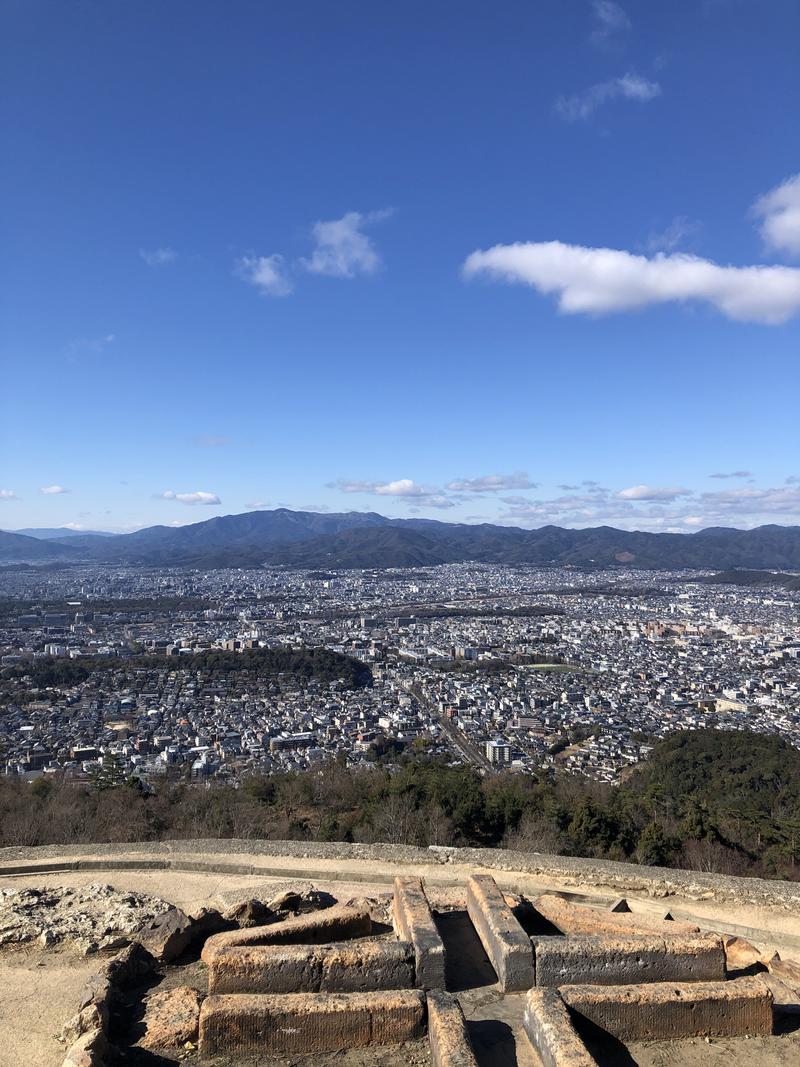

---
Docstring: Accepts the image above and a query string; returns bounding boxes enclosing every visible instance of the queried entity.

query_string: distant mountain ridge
[2,508,800,570]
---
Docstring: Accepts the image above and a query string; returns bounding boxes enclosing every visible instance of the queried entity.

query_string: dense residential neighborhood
[1,562,798,786]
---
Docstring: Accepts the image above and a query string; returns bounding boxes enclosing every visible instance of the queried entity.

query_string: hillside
[698,569,800,592]
[0,531,77,561]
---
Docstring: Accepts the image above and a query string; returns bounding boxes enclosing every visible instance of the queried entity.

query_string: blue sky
[2,0,799,534]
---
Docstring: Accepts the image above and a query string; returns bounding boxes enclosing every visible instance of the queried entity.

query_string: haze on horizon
[2,1,799,536]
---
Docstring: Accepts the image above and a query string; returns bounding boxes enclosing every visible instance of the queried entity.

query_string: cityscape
[2,556,798,786]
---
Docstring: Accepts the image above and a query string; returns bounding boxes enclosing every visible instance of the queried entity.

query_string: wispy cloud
[245,501,271,510]
[555,73,660,121]
[301,210,392,278]
[446,472,538,492]
[140,247,177,267]
[40,485,70,495]
[617,485,691,501]
[463,240,800,324]
[236,253,293,297]
[753,173,800,257]
[646,216,701,253]
[68,334,115,356]
[709,470,752,479]
[590,1,631,46]
[157,490,221,506]
[0,489,19,501]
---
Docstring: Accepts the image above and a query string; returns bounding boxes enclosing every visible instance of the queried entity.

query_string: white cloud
[463,240,800,324]
[40,485,70,495]
[555,73,660,121]
[446,472,538,492]
[330,478,455,509]
[709,470,751,479]
[158,490,221,506]
[590,1,631,45]
[753,174,800,257]
[647,216,701,253]
[0,489,19,501]
[301,210,391,278]
[246,501,271,510]
[237,253,293,297]
[140,247,177,266]
[617,485,691,501]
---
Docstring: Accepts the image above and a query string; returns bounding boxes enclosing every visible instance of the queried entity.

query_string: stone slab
[533,894,699,938]
[201,903,371,962]
[523,988,598,1067]
[426,991,479,1067]
[208,940,415,994]
[392,877,446,990]
[198,990,427,1055]
[466,875,534,992]
[561,976,773,1041]
[533,933,725,987]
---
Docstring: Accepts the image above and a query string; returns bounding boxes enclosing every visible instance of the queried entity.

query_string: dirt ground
[1,865,799,1067]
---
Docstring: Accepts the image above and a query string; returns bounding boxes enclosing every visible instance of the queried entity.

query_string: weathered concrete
[426,991,479,1067]
[523,988,598,1067]
[207,940,416,994]
[533,894,699,937]
[561,976,774,1041]
[198,990,427,1055]
[533,933,725,987]
[138,986,202,1050]
[392,877,446,990]
[466,875,534,992]
[201,902,371,962]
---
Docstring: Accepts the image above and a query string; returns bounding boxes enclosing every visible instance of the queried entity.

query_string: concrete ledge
[427,991,479,1067]
[561,976,774,1041]
[198,990,427,1055]
[201,903,371,963]
[466,874,534,992]
[533,894,699,937]
[392,877,446,990]
[533,933,726,987]
[524,988,598,1067]
[208,941,415,994]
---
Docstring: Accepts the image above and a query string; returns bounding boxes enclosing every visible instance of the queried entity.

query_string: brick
[198,990,427,1055]
[201,902,371,963]
[392,877,446,990]
[466,875,534,992]
[427,991,479,1067]
[533,933,725,988]
[207,940,415,994]
[561,976,773,1041]
[533,895,699,938]
[523,988,598,1067]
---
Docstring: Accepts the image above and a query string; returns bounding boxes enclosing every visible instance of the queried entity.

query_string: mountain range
[3,509,800,571]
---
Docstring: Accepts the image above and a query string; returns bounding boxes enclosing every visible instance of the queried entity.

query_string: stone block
[426,991,479,1067]
[208,940,415,994]
[533,934,725,988]
[523,988,598,1067]
[139,985,202,1050]
[201,902,371,963]
[561,976,773,1041]
[533,895,698,938]
[466,875,534,992]
[198,990,427,1055]
[392,877,446,990]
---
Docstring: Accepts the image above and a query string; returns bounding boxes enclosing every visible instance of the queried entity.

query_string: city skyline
[3,1,799,533]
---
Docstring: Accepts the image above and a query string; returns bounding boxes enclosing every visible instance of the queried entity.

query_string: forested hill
[2,728,798,882]
[4,509,800,570]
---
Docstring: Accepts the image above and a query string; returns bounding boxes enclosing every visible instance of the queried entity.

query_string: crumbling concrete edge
[427,991,479,1067]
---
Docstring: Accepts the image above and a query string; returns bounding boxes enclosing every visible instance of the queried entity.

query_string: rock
[62,1027,109,1067]
[723,936,764,972]
[61,1003,109,1046]
[0,882,171,951]
[78,975,113,1011]
[768,955,800,984]
[135,907,194,963]
[223,899,273,929]
[139,985,202,1050]
[266,890,302,914]
[101,941,156,986]
[189,907,230,939]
